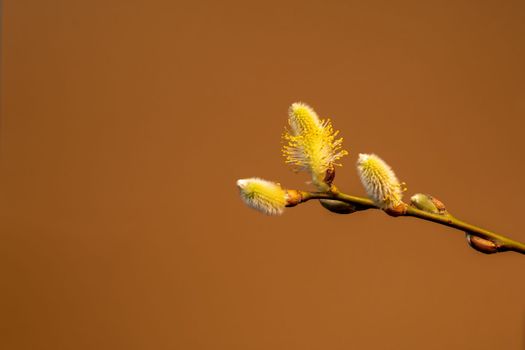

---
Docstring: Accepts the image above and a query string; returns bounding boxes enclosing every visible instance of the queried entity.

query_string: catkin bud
[356,153,405,211]
[410,193,447,215]
[282,102,348,190]
[236,178,287,215]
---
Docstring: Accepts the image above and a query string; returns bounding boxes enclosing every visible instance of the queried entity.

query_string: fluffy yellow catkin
[236,178,287,215]
[356,153,404,209]
[282,102,348,190]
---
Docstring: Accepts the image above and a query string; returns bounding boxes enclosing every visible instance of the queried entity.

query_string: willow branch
[296,190,525,255]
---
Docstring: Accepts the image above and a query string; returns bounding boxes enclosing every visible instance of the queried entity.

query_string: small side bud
[466,233,500,254]
[410,193,447,215]
[236,178,287,215]
[319,199,358,214]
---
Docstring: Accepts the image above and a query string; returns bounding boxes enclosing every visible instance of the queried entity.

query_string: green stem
[299,191,525,255]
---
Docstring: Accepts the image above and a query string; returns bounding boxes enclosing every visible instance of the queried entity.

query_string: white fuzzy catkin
[236,178,287,215]
[356,153,403,209]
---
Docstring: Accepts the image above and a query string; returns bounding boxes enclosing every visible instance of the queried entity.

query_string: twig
[297,190,525,255]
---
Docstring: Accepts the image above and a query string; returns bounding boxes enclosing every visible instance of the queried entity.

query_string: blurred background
[1,0,525,349]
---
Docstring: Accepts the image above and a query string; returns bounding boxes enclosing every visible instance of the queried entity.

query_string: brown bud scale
[384,202,408,217]
[285,190,303,207]
[466,234,499,254]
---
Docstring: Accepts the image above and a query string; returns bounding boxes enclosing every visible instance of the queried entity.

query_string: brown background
[1,0,525,349]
